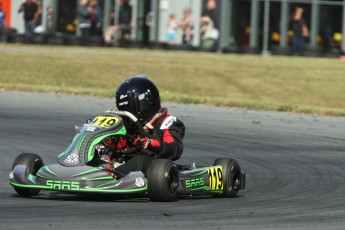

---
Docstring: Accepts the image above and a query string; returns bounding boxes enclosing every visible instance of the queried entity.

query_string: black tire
[213,158,241,198]
[12,153,44,197]
[147,159,179,202]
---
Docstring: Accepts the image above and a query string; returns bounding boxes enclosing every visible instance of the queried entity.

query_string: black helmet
[115,75,161,122]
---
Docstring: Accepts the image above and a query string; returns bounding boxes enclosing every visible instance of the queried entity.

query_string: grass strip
[1,44,344,116]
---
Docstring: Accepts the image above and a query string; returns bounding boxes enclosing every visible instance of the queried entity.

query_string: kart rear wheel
[12,153,44,197]
[213,158,241,198]
[147,159,179,202]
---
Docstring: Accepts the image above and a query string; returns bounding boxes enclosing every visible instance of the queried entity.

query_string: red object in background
[1,0,11,28]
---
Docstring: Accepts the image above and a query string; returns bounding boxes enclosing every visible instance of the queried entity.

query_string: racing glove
[133,137,161,150]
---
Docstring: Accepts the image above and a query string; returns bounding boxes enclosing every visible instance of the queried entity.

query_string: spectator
[179,7,194,45]
[0,2,5,29]
[200,16,219,49]
[45,7,55,34]
[33,0,43,33]
[166,13,178,44]
[202,0,218,29]
[290,6,309,55]
[34,0,42,26]
[104,9,115,44]
[90,0,103,36]
[104,0,134,46]
[18,0,39,43]
[319,14,333,49]
[77,0,92,39]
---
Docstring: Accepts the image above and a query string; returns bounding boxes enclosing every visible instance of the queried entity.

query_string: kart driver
[109,75,185,177]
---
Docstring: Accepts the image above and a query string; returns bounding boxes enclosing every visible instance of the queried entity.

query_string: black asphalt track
[0,91,344,230]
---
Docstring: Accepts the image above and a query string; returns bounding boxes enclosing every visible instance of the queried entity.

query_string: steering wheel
[105,110,146,155]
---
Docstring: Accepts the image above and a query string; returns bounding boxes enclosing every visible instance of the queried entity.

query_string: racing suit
[114,108,185,176]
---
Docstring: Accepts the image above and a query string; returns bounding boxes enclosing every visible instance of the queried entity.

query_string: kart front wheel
[12,153,44,197]
[147,159,179,202]
[213,158,241,198]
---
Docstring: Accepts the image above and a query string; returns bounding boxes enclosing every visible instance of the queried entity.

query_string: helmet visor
[117,92,153,120]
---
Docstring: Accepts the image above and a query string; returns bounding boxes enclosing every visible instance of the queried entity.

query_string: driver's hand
[133,137,150,149]
[133,137,161,150]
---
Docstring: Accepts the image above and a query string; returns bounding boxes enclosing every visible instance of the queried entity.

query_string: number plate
[208,166,223,190]
[91,116,119,128]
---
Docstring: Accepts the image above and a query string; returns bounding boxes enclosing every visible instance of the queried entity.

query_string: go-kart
[10,110,245,201]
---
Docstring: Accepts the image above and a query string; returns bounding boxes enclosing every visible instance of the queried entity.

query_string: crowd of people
[74,0,221,48]
[104,0,133,46]
[76,0,133,46]
[165,8,194,45]
[76,0,104,39]
[1,0,341,56]
[166,0,220,50]
[75,0,220,49]
[0,0,227,51]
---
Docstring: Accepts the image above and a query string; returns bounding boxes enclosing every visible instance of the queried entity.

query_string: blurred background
[0,0,344,57]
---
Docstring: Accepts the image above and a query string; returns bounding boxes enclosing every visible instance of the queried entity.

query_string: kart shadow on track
[10,191,148,202]
[11,191,245,203]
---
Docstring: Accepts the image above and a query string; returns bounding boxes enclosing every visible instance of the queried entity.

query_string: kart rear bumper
[240,171,246,190]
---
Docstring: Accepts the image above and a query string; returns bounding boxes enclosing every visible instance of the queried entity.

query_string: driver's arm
[147,117,185,161]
